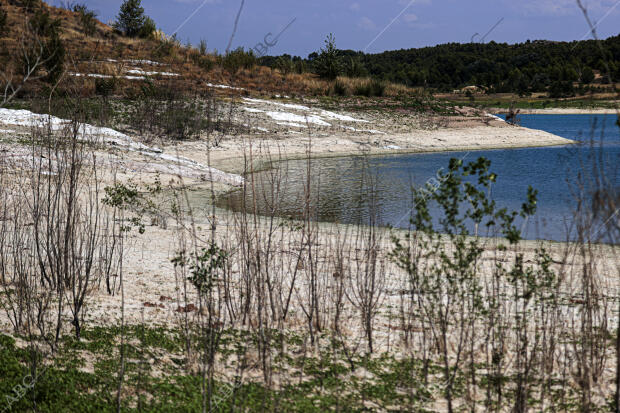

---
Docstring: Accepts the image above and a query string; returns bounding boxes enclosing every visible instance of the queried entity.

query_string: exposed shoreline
[178,123,577,177]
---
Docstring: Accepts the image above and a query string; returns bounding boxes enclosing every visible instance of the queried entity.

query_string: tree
[115,0,146,37]
[314,33,342,80]
[581,66,595,84]
[0,7,7,35]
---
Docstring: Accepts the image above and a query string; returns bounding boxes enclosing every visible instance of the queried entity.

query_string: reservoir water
[221,114,620,243]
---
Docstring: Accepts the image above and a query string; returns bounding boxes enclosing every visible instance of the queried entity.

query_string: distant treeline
[259,35,620,96]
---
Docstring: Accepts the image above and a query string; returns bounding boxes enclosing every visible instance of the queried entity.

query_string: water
[221,114,620,243]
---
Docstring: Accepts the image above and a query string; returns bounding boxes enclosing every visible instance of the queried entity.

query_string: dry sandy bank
[170,122,575,176]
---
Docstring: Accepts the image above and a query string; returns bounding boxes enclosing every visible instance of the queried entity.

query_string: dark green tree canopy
[115,0,146,37]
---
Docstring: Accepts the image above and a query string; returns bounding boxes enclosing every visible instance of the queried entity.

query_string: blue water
[223,114,620,243]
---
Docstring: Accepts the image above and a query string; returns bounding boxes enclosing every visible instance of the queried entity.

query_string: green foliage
[332,80,347,96]
[73,3,97,36]
[26,9,65,84]
[344,56,367,78]
[265,35,620,94]
[103,182,145,233]
[138,16,156,39]
[190,52,214,71]
[94,77,116,97]
[154,33,179,58]
[0,7,7,36]
[43,32,65,84]
[355,79,386,97]
[115,0,146,37]
[314,33,342,80]
[580,66,595,84]
[548,80,575,98]
[295,59,307,74]
[199,39,207,55]
[172,243,228,295]
[275,55,294,75]
[29,8,61,37]
[221,47,256,73]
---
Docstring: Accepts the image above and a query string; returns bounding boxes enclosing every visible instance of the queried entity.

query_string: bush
[548,80,575,98]
[332,80,347,96]
[355,79,385,97]
[0,8,7,36]
[43,33,65,84]
[73,4,97,36]
[30,8,61,37]
[191,53,214,72]
[95,77,116,97]
[154,34,179,58]
[275,56,294,75]
[25,9,65,85]
[221,47,256,73]
[580,66,595,84]
[295,60,307,74]
[344,57,367,78]
[138,16,156,39]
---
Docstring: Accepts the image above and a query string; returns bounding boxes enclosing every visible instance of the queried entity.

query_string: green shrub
[0,8,7,35]
[138,16,156,39]
[275,56,294,75]
[191,53,214,71]
[29,8,61,37]
[154,34,179,58]
[295,60,307,74]
[332,80,347,96]
[24,9,65,85]
[344,57,367,78]
[355,79,385,97]
[222,47,256,73]
[73,4,97,36]
[94,77,116,97]
[44,33,65,84]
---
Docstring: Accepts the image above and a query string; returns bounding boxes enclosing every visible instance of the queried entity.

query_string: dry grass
[0,1,424,101]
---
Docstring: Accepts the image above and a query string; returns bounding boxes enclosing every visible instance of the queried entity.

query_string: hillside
[262,36,620,96]
[0,0,353,101]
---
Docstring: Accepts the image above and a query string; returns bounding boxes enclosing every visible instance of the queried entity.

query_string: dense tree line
[260,35,620,95]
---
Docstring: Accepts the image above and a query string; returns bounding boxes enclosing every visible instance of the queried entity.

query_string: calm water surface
[221,114,620,243]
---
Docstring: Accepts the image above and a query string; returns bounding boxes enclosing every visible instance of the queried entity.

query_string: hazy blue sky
[62,0,620,56]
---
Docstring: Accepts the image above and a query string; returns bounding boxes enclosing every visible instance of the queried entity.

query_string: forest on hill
[261,35,620,96]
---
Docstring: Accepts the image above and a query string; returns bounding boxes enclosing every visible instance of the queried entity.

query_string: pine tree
[314,34,343,80]
[115,0,146,37]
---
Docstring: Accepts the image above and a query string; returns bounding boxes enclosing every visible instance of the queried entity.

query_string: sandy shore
[0,101,577,188]
[165,119,575,177]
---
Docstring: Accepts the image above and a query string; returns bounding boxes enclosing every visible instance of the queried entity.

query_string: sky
[61,0,620,57]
